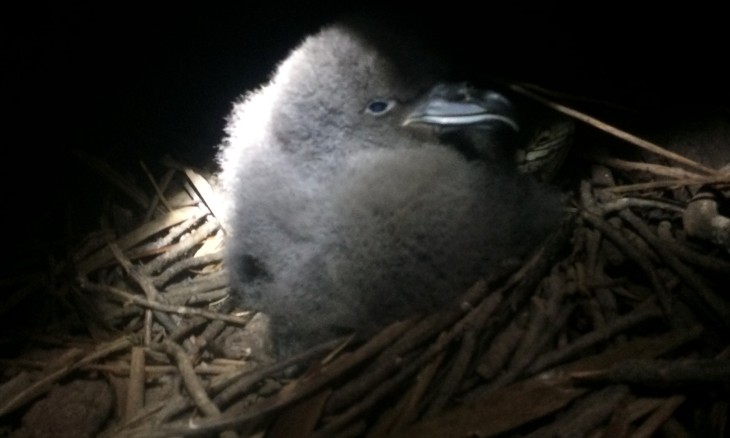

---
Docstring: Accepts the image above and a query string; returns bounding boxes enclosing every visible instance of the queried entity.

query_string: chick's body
[217,23,563,357]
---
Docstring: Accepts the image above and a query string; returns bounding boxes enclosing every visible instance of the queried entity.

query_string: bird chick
[217,22,564,358]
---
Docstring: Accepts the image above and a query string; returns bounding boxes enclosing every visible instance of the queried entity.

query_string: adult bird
[217,21,564,358]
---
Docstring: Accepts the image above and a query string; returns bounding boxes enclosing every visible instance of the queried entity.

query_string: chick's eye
[365,99,396,116]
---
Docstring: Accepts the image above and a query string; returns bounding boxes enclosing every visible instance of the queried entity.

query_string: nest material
[1,91,729,438]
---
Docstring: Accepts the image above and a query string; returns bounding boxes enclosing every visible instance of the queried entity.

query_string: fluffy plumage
[217,22,563,357]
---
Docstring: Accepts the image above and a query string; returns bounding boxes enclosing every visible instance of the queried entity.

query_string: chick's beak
[403,83,519,132]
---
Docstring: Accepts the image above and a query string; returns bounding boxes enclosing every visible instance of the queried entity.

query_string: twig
[315,289,504,436]
[155,340,220,416]
[182,167,227,233]
[141,217,220,276]
[474,310,528,380]
[423,329,476,416]
[324,282,486,415]
[657,222,730,274]
[599,196,685,215]
[79,280,250,326]
[589,155,707,180]
[76,206,204,275]
[367,348,446,436]
[125,347,146,421]
[580,180,676,307]
[619,209,730,329]
[108,242,176,343]
[401,328,702,438]
[120,322,411,436]
[113,339,341,434]
[0,336,136,417]
[509,85,717,175]
[152,250,223,288]
[600,173,730,194]
[525,303,663,375]
[571,358,730,387]
[523,385,630,438]
[155,340,240,438]
[143,167,176,222]
[162,270,230,300]
[632,395,686,438]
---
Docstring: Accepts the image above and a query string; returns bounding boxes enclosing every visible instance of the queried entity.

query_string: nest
[1,89,729,438]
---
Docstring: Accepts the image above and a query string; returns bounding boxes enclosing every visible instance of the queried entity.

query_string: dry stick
[122,322,411,437]
[459,219,574,395]
[657,222,730,274]
[135,210,206,253]
[184,288,229,305]
[571,359,730,387]
[182,167,227,233]
[609,397,669,432]
[77,206,204,275]
[474,310,529,380]
[162,270,230,300]
[140,161,174,214]
[185,317,228,358]
[580,202,671,313]
[599,197,686,215]
[483,296,556,393]
[314,291,504,437]
[506,215,575,310]
[325,280,494,414]
[152,250,223,288]
[0,335,136,417]
[632,395,686,438]
[82,363,242,377]
[125,347,146,422]
[141,217,220,276]
[619,209,730,329]
[155,340,239,438]
[144,167,176,222]
[167,316,218,344]
[601,174,730,194]
[400,327,700,438]
[115,339,343,434]
[509,84,717,175]
[324,311,458,414]
[80,281,251,326]
[523,385,631,438]
[658,417,692,437]
[108,242,176,343]
[589,155,707,180]
[601,396,639,438]
[368,347,447,436]
[469,289,575,398]
[174,299,232,359]
[584,227,602,279]
[423,328,476,416]
[211,337,353,411]
[524,304,664,375]
[324,280,490,415]
[155,340,220,417]
[511,272,572,367]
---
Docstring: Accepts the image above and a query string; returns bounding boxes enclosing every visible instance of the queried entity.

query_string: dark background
[4,2,729,271]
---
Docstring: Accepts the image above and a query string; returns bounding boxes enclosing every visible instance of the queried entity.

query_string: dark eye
[365,99,395,116]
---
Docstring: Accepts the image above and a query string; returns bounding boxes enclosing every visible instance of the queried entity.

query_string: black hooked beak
[403,82,519,132]
[404,83,519,162]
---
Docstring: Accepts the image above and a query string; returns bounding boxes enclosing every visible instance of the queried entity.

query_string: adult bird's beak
[403,83,519,132]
